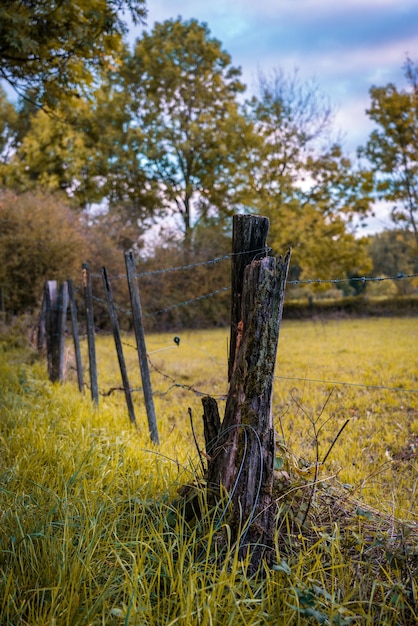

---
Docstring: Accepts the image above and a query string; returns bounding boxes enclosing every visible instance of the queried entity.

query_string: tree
[246,68,333,208]
[368,229,417,295]
[0,74,161,220]
[0,0,146,108]
[0,104,98,206]
[246,70,373,279]
[121,18,253,248]
[361,58,418,249]
[0,87,18,164]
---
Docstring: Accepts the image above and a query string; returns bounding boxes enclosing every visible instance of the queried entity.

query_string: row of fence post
[38,216,275,449]
[38,252,159,444]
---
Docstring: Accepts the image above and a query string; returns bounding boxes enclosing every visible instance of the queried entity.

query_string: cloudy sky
[129,0,418,156]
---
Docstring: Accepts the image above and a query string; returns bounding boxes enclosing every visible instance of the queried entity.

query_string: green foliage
[361,57,418,248]
[246,70,374,279]
[0,0,146,107]
[0,87,18,163]
[122,18,252,242]
[0,82,161,213]
[0,105,99,206]
[0,319,417,624]
[368,229,418,295]
[1,14,417,289]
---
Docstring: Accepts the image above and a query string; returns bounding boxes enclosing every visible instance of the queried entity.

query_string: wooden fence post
[202,215,291,571]
[0,286,6,323]
[44,280,56,379]
[228,214,270,381]
[38,286,48,353]
[67,279,84,394]
[102,266,137,427]
[125,251,159,445]
[43,280,69,382]
[82,263,99,404]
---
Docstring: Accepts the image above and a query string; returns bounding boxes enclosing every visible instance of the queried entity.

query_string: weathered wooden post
[102,266,137,427]
[82,263,99,404]
[202,214,291,571]
[125,251,159,445]
[38,286,48,353]
[228,214,270,381]
[43,280,69,382]
[67,279,84,394]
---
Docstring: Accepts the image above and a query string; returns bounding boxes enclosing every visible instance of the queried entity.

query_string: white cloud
[137,1,416,158]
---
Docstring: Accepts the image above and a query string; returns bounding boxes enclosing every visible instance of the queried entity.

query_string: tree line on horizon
[0,2,417,318]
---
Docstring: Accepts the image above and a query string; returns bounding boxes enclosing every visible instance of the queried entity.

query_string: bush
[0,189,88,314]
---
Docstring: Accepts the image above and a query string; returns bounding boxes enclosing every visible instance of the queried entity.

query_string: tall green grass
[1,318,417,624]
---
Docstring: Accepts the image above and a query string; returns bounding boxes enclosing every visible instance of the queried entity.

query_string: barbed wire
[88,244,418,287]
[274,375,418,394]
[91,285,231,319]
[83,368,418,402]
[86,272,417,323]
[74,259,418,397]
[89,246,271,281]
[288,273,418,286]
[79,333,418,398]
[144,286,231,318]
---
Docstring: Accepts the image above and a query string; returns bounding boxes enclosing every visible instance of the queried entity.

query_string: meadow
[0,317,417,625]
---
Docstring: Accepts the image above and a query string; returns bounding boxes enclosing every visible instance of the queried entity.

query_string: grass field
[1,317,417,624]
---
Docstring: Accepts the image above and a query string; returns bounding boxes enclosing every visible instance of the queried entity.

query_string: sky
[125,0,418,233]
[128,0,417,154]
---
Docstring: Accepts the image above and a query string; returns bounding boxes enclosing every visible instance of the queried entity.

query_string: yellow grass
[1,316,417,624]
[71,317,417,520]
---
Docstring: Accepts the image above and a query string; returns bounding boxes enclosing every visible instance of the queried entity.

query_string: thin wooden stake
[102,266,137,427]
[55,281,69,381]
[44,280,57,379]
[125,251,159,444]
[38,285,48,353]
[67,279,84,394]
[82,263,99,404]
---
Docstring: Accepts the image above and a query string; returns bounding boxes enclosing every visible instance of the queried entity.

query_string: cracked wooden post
[203,215,291,571]
[228,214,270,381]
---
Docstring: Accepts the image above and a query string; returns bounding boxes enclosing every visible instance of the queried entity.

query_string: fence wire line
[90,246,271,281]
[288,272,418,286]
[88,247,417,286]
[88,272,417,321]
[76,263,418,397]
[82,341,418,398]
[92,285,231,319]
[86,369,418,400]
[273,375,418,394]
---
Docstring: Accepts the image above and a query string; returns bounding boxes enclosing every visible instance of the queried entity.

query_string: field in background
[72,317,418,520]
[1,316,417,624]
